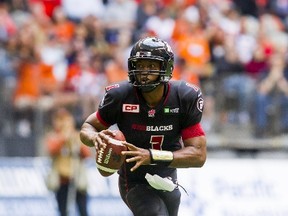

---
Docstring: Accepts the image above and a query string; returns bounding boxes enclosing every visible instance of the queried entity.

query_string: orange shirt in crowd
[105,60,128,84]
[172,13,211,84]
[171,17,191,43]
[13,61,57,102]
[63,63,80,92]
[53,21,75,43]
[176,33,210,67]
[172,28,211,85]
[172,62,200,86]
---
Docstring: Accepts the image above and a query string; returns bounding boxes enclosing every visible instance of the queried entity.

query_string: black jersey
[97,80,204,186]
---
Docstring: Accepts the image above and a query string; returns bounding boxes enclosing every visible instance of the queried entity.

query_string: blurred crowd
[0,0,288,156]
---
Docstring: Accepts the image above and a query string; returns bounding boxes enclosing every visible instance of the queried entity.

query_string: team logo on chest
[123,104,140,113]
[148,109,156,117]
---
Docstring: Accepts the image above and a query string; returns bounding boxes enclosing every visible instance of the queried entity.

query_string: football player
[80,37,207,216]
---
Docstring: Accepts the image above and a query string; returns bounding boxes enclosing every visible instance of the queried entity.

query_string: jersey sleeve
[97,83,123,126]
[180,82,204,129]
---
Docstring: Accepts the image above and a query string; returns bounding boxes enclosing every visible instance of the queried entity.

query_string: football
[96,130,127,177]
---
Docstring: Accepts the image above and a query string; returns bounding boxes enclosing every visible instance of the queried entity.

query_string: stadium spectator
[28,0,61,18]
[172,5,212,86]
[244,44,269,80]
[104,50,128,84]
[13,45,58,137]
[0,1,17,42]
[64,51,107,123]
[144,6,175,42]
[253,52,288,137]
[51,6,75,43]
[132,0,159,43]
[45,107,91,216]
[103,0,137,47]
[61,0,105,22]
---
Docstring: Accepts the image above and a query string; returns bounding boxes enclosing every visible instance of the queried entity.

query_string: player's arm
[170,123,206,168]
[170,136,206,168]
[80,112,112,149]
[80,84,123,149]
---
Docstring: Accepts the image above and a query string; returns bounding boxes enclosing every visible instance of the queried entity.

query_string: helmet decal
[136,51,152,57]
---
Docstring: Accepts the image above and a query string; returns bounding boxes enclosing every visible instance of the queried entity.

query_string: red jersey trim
[181,123,205,140]
[96,111,110,127]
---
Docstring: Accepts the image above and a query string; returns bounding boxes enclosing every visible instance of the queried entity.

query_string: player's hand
[94,129,115,151]
[122,142,151,172]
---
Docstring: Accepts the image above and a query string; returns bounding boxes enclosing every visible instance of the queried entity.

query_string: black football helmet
[128,37,174,92]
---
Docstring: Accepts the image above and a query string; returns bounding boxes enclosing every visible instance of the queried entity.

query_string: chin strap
[145,173,188,196]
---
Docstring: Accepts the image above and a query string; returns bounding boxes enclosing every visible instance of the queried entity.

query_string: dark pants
[56,182,88,216]
[119,177,181,216]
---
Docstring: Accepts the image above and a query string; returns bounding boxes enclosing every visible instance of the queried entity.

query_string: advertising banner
[0,157,288,216]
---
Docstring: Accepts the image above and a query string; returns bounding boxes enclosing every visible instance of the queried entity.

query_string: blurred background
[0,0,288,215]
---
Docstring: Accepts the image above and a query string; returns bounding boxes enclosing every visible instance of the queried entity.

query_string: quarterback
[80,37,207,216]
